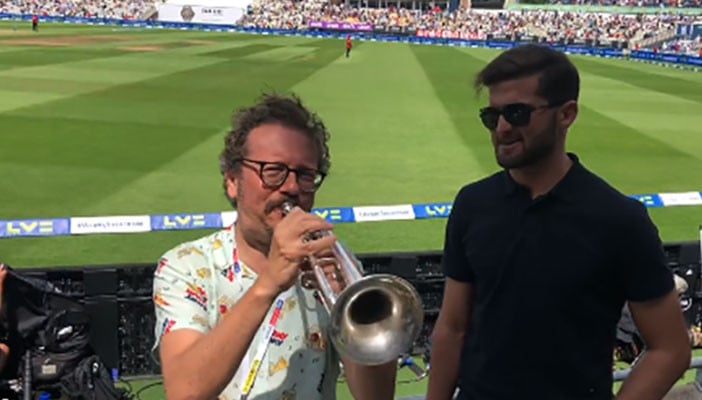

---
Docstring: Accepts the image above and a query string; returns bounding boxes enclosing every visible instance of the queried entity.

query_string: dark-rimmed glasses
[236,158,326,193]
[479,102,559,130]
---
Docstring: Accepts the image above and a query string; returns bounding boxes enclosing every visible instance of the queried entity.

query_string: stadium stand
[236,0,702,48]
[0,0,157,19]
[1,0,701,49]
[239,0,699,44]
[662,36,702,54]
[548,0,702,8]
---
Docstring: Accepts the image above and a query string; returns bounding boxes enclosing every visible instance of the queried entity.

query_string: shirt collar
[502,153,585,204]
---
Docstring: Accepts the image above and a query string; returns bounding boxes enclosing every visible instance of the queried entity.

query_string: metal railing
[614,356,702,382]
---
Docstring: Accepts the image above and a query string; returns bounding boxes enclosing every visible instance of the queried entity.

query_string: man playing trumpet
[151,93,397,400]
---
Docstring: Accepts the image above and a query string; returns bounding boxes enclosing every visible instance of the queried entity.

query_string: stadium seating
[549,0,702,8]
[237,0,702,46]
[1,0,700,51]
[0,0,158,19]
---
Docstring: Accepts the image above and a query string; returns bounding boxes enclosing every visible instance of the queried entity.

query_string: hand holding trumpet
[260,204,343,297]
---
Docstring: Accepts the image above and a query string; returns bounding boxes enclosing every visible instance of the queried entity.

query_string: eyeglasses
[236,158,326,193]
[479,102,558,130]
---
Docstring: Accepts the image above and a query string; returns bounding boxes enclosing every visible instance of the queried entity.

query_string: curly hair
[219,93,332,207]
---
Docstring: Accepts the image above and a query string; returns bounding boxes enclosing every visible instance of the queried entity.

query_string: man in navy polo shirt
[426,44,691,400]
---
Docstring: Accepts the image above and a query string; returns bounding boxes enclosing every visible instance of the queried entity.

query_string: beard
[494,115,558,170]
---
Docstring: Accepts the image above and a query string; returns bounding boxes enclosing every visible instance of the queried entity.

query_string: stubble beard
[495,117,558,170]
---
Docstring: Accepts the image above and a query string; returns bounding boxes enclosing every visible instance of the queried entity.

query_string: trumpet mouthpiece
[281,202,295,216]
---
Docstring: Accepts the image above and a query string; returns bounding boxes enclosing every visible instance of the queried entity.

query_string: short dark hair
[219,93,331,206]
[474,44,580,106]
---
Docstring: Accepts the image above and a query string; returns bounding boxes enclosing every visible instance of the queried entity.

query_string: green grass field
[1,21,702,399]
[1,22,702,268]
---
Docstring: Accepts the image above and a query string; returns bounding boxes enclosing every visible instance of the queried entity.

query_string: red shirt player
[31,14,38,32]
[345,34,352,58]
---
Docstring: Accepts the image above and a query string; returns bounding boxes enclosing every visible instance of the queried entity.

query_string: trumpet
[282,202,424,366]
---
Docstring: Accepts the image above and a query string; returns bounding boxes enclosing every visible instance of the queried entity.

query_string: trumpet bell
[328,274,424,366]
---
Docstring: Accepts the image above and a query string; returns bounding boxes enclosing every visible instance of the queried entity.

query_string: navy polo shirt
[442,153,674,400]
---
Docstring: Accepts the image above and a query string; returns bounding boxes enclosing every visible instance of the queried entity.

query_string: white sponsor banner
[353,205,415,222]
[70,215,151,235]
[221,211,238,227]
[658,191,702,206]
[157,4,244,25]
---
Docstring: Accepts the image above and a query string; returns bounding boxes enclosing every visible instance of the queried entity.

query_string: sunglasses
[479,102,558,130]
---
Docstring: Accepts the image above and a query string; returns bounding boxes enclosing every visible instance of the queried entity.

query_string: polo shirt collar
[502,153,585,204]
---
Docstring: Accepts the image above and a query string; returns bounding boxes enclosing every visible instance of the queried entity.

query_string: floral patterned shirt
[152,226,340,400]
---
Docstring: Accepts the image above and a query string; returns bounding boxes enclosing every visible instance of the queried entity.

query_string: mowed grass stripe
[75,129,229,216]
[0,90,65,110]
[0,46,34,53]
[156,37,304,57]
[1,75,155,95]
[0,21,160,36]
[573,55,702,104]
[412,45,502,175]
[0,113,217,219]
[242,45,318,62]
[295,41,484,206]
[0,159,153,217]
[42,31,251,50]
[580,54,702,81]
[46,31,280,53]
[0,47,127,68]
[0,51,225,82]
[567,104,701,193]
[0,51,228,113]
[3,42,326,129]
[50,40,345,215]
[202,43,284,58]
[579,71,702,160]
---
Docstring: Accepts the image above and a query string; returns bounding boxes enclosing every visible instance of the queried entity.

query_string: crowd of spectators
[532,10,696,42]
[1,0,701,50]
[238,3,537,38]
[239,0,701,43]
[549,0,701,9]
[661,36,702,54]
[0,0,154,18]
